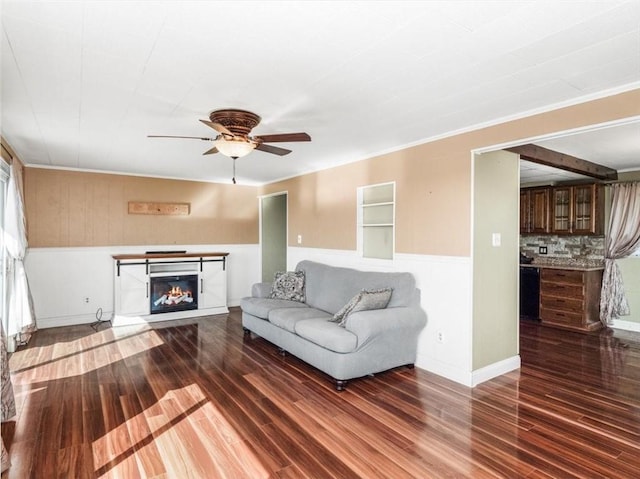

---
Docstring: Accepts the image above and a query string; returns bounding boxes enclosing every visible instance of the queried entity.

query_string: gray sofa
[240,260,427,390]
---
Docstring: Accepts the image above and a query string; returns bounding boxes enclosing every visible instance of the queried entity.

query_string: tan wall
[262,89,640,257]
[24,168,259,247]
[18,90,640,253]
[263,149,470,256]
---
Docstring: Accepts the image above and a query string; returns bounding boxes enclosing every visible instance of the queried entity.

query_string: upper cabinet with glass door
[551,184,604,235]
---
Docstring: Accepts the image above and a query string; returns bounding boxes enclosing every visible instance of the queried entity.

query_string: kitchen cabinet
[550,183,604,235]
[520,187,550,234]
[539,267,603,332]
[520,183,603,236]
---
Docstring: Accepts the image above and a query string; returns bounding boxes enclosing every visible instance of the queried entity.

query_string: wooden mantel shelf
[112,252,230,260]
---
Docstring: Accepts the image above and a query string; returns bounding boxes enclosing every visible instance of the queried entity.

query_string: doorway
[261,192,287,282]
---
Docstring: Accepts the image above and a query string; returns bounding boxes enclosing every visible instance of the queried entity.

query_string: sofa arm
[252,282,273,298]
[344,307,427,345]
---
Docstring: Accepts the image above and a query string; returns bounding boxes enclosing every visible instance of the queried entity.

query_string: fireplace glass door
[150,275,198,314]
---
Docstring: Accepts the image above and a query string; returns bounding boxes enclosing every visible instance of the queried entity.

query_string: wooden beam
[506,144,618,181]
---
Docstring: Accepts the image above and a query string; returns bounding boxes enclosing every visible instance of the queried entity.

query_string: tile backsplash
[520,235,605,262]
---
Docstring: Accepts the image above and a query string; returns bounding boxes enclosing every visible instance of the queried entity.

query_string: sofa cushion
[270,271,306,302]
[332,288,393,326]
[294,319,358,353]
[296,260,417,314]
[240,297,308,320]
[269,307,332,333]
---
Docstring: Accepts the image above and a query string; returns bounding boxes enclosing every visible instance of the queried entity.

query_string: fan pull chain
[232,157,237,184]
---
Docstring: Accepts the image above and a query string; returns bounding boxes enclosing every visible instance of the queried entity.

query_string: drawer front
[540,307,584,326]
[540,281,584,299]
[541,269,584,285]
[540,295,583,312]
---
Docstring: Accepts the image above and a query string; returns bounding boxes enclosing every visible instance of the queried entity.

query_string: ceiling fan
[148,108,311,183]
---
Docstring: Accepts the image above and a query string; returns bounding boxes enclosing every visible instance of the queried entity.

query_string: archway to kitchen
[471,116,640,376]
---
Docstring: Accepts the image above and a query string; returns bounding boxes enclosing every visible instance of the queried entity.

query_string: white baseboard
[611,319,640,332]
[417,356,475,387]
[417,354,521,388]
[471,355,521,387]
[37,312,114,329]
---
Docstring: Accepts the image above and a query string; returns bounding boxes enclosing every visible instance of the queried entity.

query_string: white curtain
[600,182,640,326]
[1,322,16,473]
[4,163,36,348]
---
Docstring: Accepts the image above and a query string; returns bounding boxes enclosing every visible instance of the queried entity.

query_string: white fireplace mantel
[112,251,229,326]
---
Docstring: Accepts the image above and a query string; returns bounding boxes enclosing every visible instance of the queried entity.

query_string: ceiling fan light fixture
[213,138,256,158]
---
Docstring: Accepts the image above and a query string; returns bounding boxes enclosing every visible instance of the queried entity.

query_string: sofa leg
[278,347,286,356]
[335,380,347,391]
[407,364,415,369]
[242,327,251,336]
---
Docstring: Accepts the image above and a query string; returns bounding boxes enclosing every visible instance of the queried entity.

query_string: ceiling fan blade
[199,119,234,137]
[148,135,214,141]
[255,143,292,156]
[254,132,311,143]
[202,146,219,155]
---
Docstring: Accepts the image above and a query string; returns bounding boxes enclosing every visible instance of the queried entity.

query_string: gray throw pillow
[331,288,393,327]
[270,271,306,302]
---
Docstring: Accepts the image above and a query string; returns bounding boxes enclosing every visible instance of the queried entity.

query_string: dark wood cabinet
[539,268,603,332]
[573,184,604,235]
[520,187,549,234]
[521,183,603,236]
[550,183,604,235]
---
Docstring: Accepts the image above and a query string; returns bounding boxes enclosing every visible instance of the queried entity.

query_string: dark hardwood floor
[2,309,639,478]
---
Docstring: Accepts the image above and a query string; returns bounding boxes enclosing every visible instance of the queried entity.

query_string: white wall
[25,244,260,328]
[25,242,516,387]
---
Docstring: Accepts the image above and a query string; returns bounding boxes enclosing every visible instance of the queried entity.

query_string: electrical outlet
[437,331,444,343]
[539,246,548,255]
[297,234,302,244]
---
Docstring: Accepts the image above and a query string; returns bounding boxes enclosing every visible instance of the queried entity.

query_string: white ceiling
[520,120,640,183]
[1,0,639,185]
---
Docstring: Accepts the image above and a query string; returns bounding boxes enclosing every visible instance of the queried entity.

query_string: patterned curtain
[1,323,16,473]
[600,182,640,326]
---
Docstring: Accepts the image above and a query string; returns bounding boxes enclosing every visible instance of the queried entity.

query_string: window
[358,182,395,260]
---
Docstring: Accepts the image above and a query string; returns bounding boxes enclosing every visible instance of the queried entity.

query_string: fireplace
[150,274,198,315]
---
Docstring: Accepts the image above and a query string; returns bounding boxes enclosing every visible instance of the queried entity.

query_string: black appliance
[520,266,540,320]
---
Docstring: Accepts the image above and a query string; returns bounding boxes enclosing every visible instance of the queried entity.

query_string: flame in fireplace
[153,284,194,308]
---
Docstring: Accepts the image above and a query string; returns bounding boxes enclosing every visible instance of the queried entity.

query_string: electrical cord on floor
[89,307,112,331]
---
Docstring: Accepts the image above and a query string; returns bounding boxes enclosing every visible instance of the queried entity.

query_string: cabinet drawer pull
[146,282,149,298]
[201,278,204,294]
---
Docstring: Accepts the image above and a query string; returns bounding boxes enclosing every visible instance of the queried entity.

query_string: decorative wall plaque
[128,202,190,216]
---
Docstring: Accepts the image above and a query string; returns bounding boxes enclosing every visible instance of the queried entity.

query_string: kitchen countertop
[520,259,604,271]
